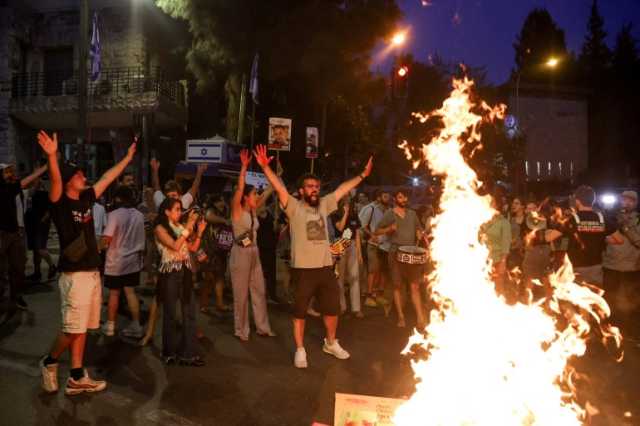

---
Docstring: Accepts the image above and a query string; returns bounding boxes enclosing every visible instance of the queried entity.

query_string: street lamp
[391,31,407,47]
[545,57,559,68]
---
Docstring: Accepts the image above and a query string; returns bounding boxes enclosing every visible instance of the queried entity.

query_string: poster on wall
[305,127,319,159]
[268,117,292,151]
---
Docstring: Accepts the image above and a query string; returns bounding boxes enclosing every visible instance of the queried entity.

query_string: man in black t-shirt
[546,186,614,285]
[0,162,48,311]
[37,130,136,396]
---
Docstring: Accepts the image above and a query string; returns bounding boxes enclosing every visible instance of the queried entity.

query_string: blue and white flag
[90,12,101,81]
[249,53,259,104]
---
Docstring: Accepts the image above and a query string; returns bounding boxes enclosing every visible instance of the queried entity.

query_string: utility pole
[77,0,89,166]
[237,74,247,144]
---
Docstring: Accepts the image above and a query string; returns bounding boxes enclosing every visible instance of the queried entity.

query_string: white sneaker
[294,347,308,369]
[307,308,321,317]
[101,321,115,337]
[39,356,58,393]
[65,370,107,395]
[323,338,350,360]
[121,322,143,339]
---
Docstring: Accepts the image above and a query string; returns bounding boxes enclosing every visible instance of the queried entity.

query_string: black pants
[0,230,26,302]
[260,246,277,300]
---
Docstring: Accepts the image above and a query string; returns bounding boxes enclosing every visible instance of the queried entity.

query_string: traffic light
[393,65,409,99]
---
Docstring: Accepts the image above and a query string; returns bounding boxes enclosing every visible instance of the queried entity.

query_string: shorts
[58,271,101,334]
[104,271,141,289]
[291,267,340,319]
[389,252,423,288]
[367,245,382,274]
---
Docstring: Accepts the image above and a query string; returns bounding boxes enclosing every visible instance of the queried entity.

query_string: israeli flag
[249,53,259,104]
[90,12,101,81]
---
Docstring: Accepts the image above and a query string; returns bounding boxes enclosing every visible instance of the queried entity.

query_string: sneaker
[65,370,107,395]
[101,322,115,337]
[322,339,350,360]
[120,322,143,339]
[376,295,389,306]
[39,356,58,393]
[15,296,28,311]
[294,347,308,369]
[364,297,378,308]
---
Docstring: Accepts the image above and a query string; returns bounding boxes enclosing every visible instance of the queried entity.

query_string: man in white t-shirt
[150,158,207,209]
[101,185,146,338]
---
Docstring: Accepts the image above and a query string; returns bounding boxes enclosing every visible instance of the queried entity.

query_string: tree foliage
[155,0,401,148]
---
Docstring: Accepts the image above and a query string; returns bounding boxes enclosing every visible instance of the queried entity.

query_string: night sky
[382,0,640,84]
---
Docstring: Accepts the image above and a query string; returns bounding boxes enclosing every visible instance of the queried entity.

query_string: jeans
[161,268,197,359]
[337,244,361,313]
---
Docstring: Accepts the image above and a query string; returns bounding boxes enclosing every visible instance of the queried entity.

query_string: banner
[268,117,292,151]
[305,127,319,159]
[334,393,405,426]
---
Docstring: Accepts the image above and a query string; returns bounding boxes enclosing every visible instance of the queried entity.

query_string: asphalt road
[0,263,639,425]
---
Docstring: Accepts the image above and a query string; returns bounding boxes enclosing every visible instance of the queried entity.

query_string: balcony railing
[11,67,186,107]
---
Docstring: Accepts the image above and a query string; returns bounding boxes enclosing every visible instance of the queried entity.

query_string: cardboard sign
[334,393,405,426]
[186,140,223,163]
[268,117,292,151]
[306,127,319,159]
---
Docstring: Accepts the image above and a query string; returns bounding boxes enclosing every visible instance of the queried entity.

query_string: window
[525,160,529,176]
[44,48,74,96]
[536,161,541,176]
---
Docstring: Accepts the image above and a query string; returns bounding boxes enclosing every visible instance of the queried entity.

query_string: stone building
[0,0,187,183]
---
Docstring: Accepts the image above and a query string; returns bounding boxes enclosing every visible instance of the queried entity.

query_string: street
[0,270,639,425]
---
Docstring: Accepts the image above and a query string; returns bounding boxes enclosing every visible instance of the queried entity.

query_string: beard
[396,200,408,208]
[304,193,320,207]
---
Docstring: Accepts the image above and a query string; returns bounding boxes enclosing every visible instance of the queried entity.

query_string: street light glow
[397,65,409,77]
[546,57,559,68]
[391,32,407,46]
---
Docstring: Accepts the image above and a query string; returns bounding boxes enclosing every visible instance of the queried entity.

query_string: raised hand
[150,158,160,171]
[37,131,58,156]
[126,141,137,160]
[253,145,273,169]
[197,163,208,174]
[187,210,198,227]
[240,149,252,168]
[362,156,373,178]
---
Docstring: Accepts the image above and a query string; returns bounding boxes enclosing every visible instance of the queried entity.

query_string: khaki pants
[229,245,272,339]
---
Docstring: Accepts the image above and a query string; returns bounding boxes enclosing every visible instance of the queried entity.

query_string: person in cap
[36,130,136,396]
[0,162,48,310]
[603,190,640,335]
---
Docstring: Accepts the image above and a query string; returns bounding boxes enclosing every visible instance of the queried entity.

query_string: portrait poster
[268,117,292,151]
[305,127,319,159]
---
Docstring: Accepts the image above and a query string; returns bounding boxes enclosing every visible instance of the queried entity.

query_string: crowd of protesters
[0,130,638,396]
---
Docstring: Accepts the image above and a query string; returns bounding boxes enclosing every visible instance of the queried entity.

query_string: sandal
[257,330,277,337]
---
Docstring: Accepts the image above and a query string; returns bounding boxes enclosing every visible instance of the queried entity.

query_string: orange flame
[393,76,621,425]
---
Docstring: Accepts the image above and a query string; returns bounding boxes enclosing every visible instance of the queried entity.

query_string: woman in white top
[229,149,276,341]
[154,197,206,365]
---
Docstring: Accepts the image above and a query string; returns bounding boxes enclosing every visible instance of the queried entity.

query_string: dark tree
[513,8,568,79]
[612,23,639,85]
[578,0,611,85]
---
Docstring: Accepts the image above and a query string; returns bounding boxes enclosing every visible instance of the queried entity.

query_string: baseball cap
[60,163,84,185]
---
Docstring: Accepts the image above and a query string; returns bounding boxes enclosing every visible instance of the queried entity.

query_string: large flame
[393,77,621,425]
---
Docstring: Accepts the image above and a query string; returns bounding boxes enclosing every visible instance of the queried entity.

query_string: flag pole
[310,158,314,174]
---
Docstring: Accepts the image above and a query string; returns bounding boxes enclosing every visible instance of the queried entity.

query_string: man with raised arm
[253,145,372,368]
[37,130,136,395]
[150,158,207,209]
[0,161,48,311]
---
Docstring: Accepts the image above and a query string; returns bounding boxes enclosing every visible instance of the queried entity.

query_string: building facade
[0,0,187,183]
